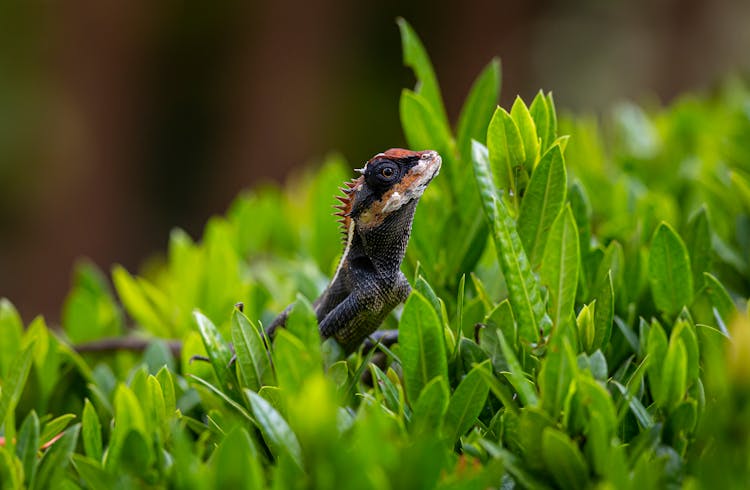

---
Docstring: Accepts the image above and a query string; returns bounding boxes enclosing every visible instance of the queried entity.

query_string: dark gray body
[266,200,417,353]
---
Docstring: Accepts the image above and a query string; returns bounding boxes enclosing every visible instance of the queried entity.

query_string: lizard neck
[350,199,418,275]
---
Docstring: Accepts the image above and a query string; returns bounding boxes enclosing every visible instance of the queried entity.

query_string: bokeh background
[2,0,749,322]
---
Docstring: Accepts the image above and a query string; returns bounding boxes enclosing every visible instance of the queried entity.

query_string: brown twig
[74,337,183,358]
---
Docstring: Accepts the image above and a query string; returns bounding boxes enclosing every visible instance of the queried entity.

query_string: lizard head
[334,149,441,234]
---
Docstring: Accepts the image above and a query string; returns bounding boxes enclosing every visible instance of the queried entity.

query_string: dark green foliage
[1,18,750,489]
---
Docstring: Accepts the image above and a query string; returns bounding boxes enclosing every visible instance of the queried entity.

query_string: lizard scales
[266,148,441,353]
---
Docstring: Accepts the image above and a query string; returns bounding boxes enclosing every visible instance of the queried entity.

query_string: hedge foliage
[1,19,750,489]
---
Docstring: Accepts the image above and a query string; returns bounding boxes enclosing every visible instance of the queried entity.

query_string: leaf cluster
[2,19,750,489]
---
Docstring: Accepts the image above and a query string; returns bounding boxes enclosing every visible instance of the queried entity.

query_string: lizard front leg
[319,272,410,353]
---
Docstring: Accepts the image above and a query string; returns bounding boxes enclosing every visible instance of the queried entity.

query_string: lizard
[265,148,441,354]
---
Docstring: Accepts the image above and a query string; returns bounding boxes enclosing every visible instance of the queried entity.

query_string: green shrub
[1,18,749,489]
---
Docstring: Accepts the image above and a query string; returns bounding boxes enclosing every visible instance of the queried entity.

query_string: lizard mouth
[415,150,442,186]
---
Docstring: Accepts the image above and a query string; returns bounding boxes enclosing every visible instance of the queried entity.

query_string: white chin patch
[381,159,434,213]
[382,191,405,213]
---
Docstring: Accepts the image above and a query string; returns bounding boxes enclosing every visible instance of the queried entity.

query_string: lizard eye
[374,162,398,183]
[365,160,399,188]
[380,167,394,178]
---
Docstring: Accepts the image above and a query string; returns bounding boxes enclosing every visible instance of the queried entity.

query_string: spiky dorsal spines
[332,176,363,243]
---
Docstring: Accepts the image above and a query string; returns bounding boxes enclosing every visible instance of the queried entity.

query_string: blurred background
[1,0,749,322]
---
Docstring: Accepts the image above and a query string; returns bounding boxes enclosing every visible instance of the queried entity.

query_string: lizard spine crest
[333,177,364,243]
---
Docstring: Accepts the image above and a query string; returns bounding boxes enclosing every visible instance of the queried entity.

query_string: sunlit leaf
[649,223,693,316]
[194,310,236,396]
[542,427,589,490]
[231,308,274,391]
[541,205,580,330]
[82,399,102,462]
[33,424,80,490]
[443,360,490,442]
[472,141,549,343]
[245,390,303,469]
[487,108,526,211]
[400,291,448,403]
[396,18,448,128]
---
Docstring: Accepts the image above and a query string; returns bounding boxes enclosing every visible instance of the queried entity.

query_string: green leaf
[411,376,449,435]
[518,145,567,266]
[369,364,402,416]
[594,241,623,300]
[156,366,176,416]
[212,427,264,489]
[146,375,168,438]
[457,336,489,375]
[399,291,448,403]
[496,328,539,406]
[569,181,592,255]
[480,439,548,488]
[541,427,589,490]
[662,336,688,412]
[612,380,654,429]
[443,360,491,443]
[529,91,552,152]
[17,411,40,487]
[40,414,77,447]
[566,376,617,437]
[487,107,526,211]
[578,302,597,355]
[62,261,122,343]
[477,365,518,414]
[193,310,236,396]
[701,272,736,325]
[306,158,351,271]
[649,223,693,315]
[646,320,668,406]
[112,265,169,337]
[32,424,80,490]
[482,300,517,371]
[396,18,448,128]
[71,455,116,489]
[286,294,320,355]
[539,335,577,417]
[117,429,154,476]
[202,219,245,324]
[82,399,103,462]
[273,329,317,394]
[414,275,445,322]
[0,341,34,431]
[190,375,254,424]
[106,385,148,470]
[454,274,466,338]
[245,390,303,469]
[666,400,698,438]
[456,58,501,163]
[231,308,274,391]
[511,96,540,170]
[672,320,699,386]
[399,89,457,207]
[540,205,580,329]
[545,93,558,151]
[0,447,23,490]
[684,207,712,291]
[399,89,454,185]
[730,170,750,211]
[591,271,614,353]
[472,142,549,343]
[0,299,23,379]
[586,350,608,382]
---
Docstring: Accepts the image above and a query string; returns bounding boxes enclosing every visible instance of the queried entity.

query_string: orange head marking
[336,149,441,232]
